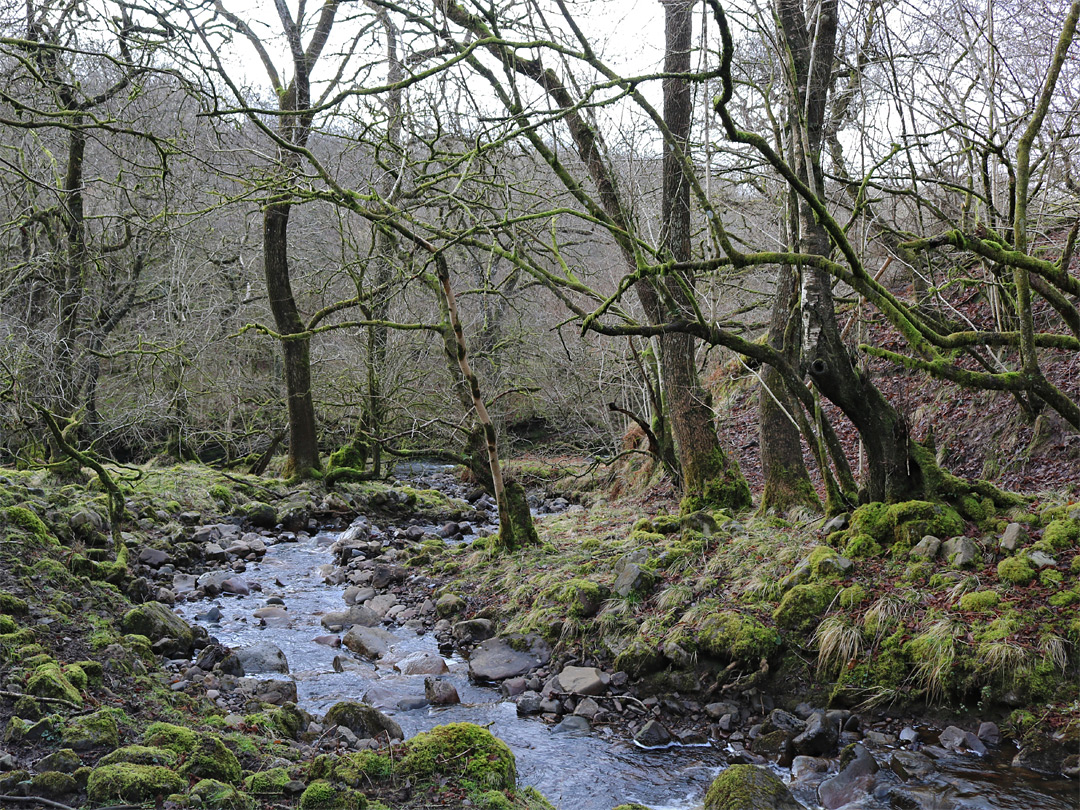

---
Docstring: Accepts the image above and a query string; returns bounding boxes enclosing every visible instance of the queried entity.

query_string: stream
[176,524,1079,810]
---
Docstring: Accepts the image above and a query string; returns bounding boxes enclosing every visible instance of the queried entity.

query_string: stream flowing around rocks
[176,515,1078,810]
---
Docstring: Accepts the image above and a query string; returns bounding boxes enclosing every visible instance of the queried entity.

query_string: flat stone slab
[557,665,608,696]
[468,634,551,681]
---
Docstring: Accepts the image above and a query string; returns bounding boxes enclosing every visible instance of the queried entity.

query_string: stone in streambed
[235,642,289,674]
[468,634,551,681]
[394,651,448,676]
[320,604,380,630]
[817,743,879,810]
[890,750,936,781]
[424,677,460,705]
[323,701,402,742]
[634,720,672,748]
[342,626,396,660]
[792,711,837,757]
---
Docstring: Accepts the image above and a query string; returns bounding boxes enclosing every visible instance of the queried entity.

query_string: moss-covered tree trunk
[434,257,538,552]
[759,264,820,512]
[658,0,750,514]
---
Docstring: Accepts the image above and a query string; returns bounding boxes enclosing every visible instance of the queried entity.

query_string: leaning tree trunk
[656,0,750,514]
[434,257,538,552]
[265,200,320,478]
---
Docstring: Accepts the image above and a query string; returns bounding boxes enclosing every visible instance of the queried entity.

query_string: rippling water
[177,530,1079,810]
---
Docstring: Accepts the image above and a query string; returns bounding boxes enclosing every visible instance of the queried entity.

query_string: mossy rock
[848,503,892,541]
[1,506,56,545]
[1042,519,1080,550]
[28,770,78,799]
[0,615,17,634]
[697,611,780,665]
[556,579,606,618]
[324,751,393,785]
[271,703,308,740]
[99,745,178,768]
[26,663,82,707]
[958,590,1000,612]
[299,779,367,810]
[837,584,867,608]
[191,778,255,810]
[142,722,199,753]
[243,767,292,796]
[628,529,665,545]
[848,501,964,549]
[180,735,242,784]
[772,584,838,634]
[400,722,516,790]
[63,664,88,691]
[73,659,103,686]
[35,749,82,773]
[807,546,853,580]
[1049,590,1079,607]
[323,701,402,742]
[843,534,882,559]
[0,591,29,615]
[121,602,194,655]
[703,764,801,810]
[86,764,187,803]
[612,636,664,677]
[246,502,278,529]
[998,556,1036,586]
[61,708,119,750]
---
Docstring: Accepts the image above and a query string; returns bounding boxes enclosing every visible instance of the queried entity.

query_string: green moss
[807,545,850,579]
[63,664,87,691]
[838,584,868,608]
[86,764,186,803]
[1,506,55,545]
[243,767,292,796]
[552,578,606,618]
[627,529,665,545]
[998,556,1036,585]
[192,778,254,810]
[703,764,797,810]
[651,514,683,534]
[208,484,233,506]
[0,592,29,615]
[1049,590,1079,607]
[98,746,178,767]
[903,561,934,585]
[271,704,307,740]
[29,770,78,799]
[696,611,780,664]
[1040,569,1063,587]
[680,456,753,515]
[180,735,241,784]
[401,723,515,790]
[612,636,664,676]
[476,790,514,810]
[62,708,120,750]
[958,590,1000,612]
[849,503,892,541]
[299,779,366,810]
[975,612,1023,642]
[0,615,16,634]
[1042,519,1079,550]
[142,721,199,753]
[772,584,838,634]
[73,660,103,686]
[26,663,82,707]
[843,533,882,558]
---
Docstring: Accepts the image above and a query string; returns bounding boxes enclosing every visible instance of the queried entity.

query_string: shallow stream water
[177,528,1079,810]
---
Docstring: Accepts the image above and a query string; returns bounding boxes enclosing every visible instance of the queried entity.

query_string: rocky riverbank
[1,460,1078,810]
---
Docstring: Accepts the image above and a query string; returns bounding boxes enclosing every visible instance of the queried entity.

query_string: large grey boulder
[942,537,979,568]
[320,604,381,630]
[120,602,194,656]
[817,744,879,810]
[235,642,289,674]
[614,562,655,597]
[468,634,551,681]
[704,765,802,810]
[323,701,402,742]
[393,651,448,676]
[342,626,396,660]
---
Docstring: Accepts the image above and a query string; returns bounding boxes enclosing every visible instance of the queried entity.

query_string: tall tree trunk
[759,264,819,511]
[265,201,320,478]
[657,0,750,513]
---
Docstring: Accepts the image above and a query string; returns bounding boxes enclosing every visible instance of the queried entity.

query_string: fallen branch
[0,690,81,709]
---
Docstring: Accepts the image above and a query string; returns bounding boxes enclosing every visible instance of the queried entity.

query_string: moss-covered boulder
[998,556,1036,586]
[1042,519,1079,550]
[299,779,367,810]
[36,749,82,773]
[324,701,403,742]
[121,602,194,656]
[772,584,838,634]
[98,745,178,767]
[703,764,801,809]
[0,591,30,615]
[61,709,120,750]
[179,735,242,784]
[310,751,393,787]
[400,723,516,790]
[25,662,82,707]
[697,612,779,665]
[86,764,187,803]
[848,501,964,549]
[142,721,199,753]
[28,770,79,799]
[807,546,853,580]
[1,506,56,545]
[243,767,292,796]
[958,590,1000,612]
[612,636,664,677]
[191,778,255,810]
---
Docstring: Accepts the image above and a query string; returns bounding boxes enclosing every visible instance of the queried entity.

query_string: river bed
[177,527,1079,810]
